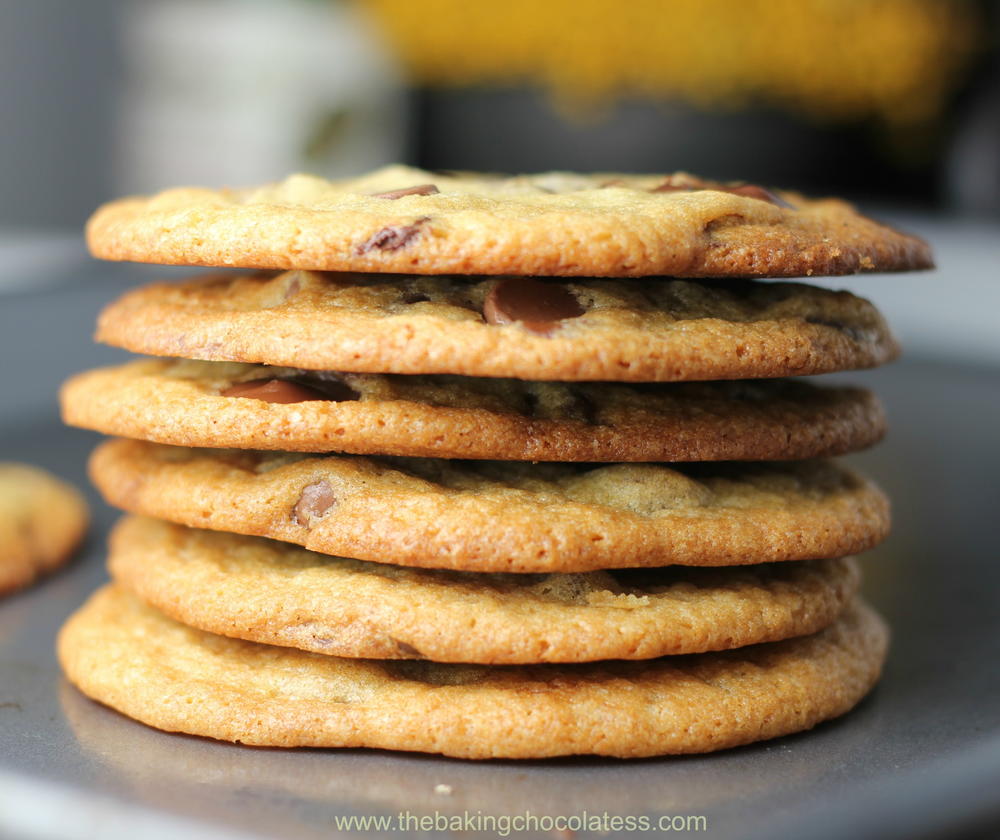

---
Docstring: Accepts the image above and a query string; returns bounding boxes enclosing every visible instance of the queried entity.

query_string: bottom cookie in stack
[58,482,888,758]
[59,582,886,759]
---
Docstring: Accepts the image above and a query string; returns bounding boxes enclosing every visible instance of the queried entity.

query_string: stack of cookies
[58,166,931,759]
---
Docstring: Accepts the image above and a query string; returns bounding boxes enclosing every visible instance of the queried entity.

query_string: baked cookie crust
[0,463,87,596]
[86,165,932,278]
[58,586,889,758]
[63,359,886,461]
[109,515,860,663]
[89,440,890,571]
[93,271,899,381]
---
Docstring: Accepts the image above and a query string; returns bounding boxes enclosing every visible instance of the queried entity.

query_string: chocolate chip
[221,378,329,404]
[299,373,362,402]
[383,660,487,685]
[356,217,430,254]
[483,277,584,336]
[391,638,425,659]
[651,174,712,193]
[401,291,430,304]
[283,275,302,301]
[222,376,360,403]
[292,370,363,401]
[651,177,793,208]
[725,184,793,208]
[804,317,866,342]
[292,480,336,526]
[570,389,599,425]
[804,316,846,329]
[651,182,692,194]
[371,184,439,199]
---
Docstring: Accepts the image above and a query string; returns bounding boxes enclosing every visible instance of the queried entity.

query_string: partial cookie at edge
[0,463,88,596]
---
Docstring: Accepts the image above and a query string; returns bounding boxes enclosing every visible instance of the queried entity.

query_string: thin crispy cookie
[93,271,899,381]
[63,359,886,461]
[58,586,889,758]
[86,165,932,278]
[109,515,861,663]
[89,440,890,571]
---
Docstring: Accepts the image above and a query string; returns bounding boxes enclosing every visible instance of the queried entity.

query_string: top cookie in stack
[58,166,929,759]
[85,166,929,278]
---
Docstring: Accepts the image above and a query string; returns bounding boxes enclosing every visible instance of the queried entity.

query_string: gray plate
[1,249,999,840]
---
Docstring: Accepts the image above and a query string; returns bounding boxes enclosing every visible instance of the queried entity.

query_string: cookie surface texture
[89,440,890,571]
[63,359,886,461]
[0,463,88,596]
[108,515,861,663]
[94,272,899,381]
[58,586,889,758]
[86,165,932,277]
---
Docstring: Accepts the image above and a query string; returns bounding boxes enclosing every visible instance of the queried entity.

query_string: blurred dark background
[2,0,999,230]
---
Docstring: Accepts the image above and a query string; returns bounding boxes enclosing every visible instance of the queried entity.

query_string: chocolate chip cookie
[89,440,889,572]
[63,359,886,461]
[86,165,932,277]
[58,586,889,757]
[108,515,861,663]
[94,271,898,381]
[0,463,88,596]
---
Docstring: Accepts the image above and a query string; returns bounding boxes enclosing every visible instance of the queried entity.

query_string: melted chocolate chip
[305,376,362,402]
[391,638,425,659]
[221,379,329,404]
[292,370,362,399]
[726,184,793,208]
[651,174,713,192]
[401,291,431,304]
[356,217,430,254]
[651,177,793,208]
[650,183,690,193]
[222,376,360,403]
[483,277,584,336]
[804,317,866,342]
[371,184,439,199]
[571,390,599,425]
[283,275,302,301]
[292,480,337,526]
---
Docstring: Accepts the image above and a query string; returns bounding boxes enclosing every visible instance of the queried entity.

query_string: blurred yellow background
[2,0,997,227]
[2,0,995,362]
[363,0,980,127]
